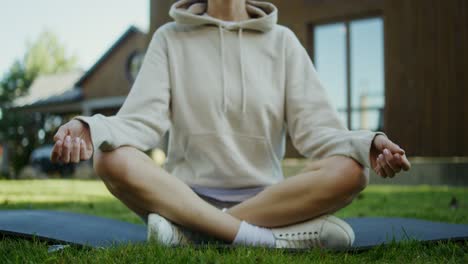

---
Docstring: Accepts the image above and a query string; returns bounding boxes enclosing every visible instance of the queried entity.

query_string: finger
[376,156,387,178]
[393,154,405,170]
[379,154,395,178]
[382,164,395,178]
[70,137,81,163]
[382,138,405,155]
[53,126,68,142]
[379,168,387,178]
[383,149,401,173]
[62,135,72,163]
[80,139,88,160]
[398,154,412,171]
[374,163,381,175]
[378,164,387,178]
[50,140,63,163]
[84,139,94,158]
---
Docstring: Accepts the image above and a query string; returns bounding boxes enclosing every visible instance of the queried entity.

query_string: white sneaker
[272,215,355,250]
[147,213,191,245]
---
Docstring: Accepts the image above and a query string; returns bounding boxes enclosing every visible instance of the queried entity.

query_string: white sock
[232,221,275,247]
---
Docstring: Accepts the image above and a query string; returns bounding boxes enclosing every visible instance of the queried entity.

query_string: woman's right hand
[50,119,94,163]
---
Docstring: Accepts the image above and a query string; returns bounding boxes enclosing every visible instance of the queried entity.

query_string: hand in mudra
[50,119,94,163]
[370,134,411,178]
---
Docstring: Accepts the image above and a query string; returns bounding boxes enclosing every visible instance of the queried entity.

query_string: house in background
[12,26,147,118]
[6,26,162,175]
[12,70,84,110]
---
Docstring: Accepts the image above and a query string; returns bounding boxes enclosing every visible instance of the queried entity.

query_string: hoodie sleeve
[283,28,384,169]
[72,28,171,153]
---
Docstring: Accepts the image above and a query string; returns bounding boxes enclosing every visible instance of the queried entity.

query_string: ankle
[232,221,275,247]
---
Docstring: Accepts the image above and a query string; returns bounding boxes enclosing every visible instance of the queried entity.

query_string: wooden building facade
[150,0,468,158]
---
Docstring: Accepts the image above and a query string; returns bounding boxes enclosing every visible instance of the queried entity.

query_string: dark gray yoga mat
[0,210,467,250]
[0,210,146,248]
[346,217,468,250]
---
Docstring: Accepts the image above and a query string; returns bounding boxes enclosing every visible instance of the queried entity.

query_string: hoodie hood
[169,0,278,32]
[169,0,278,113]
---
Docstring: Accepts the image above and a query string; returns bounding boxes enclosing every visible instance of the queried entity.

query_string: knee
[93,147,133,190]
[341,157,368,193]
[321,156,368,202]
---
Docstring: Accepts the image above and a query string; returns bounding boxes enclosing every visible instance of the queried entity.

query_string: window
[313,17,384,131]
[126,50,145,83]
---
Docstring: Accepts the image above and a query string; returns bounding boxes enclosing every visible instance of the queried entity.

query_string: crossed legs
[93,146,367,242]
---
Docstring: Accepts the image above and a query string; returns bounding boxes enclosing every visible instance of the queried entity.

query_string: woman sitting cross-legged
[50,0,411,250]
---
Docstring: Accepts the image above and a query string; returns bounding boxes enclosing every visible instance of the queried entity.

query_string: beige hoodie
[73,0,383,189]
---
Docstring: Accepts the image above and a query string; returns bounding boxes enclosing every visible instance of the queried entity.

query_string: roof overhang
[8,95,127,115]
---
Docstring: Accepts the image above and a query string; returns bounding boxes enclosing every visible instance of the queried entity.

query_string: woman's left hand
[370,135,411,178]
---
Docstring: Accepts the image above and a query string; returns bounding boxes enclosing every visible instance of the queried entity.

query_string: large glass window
[314,23,347,126]
[313,17,384,131]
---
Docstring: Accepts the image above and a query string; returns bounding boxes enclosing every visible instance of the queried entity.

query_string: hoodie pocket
[183,132,278,185]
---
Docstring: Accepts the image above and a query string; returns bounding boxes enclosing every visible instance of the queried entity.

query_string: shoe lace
[277,230,321,248]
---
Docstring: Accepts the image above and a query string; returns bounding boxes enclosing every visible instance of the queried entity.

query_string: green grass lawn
[0,179,467,263]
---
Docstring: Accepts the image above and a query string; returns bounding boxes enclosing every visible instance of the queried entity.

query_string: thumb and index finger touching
[379,136,405,155]
[380,136,411,171]
[53,125,69,142]
[51,121,91,162]
[53,121,86,142]
[51,125,73,162]
[51,126,66,162]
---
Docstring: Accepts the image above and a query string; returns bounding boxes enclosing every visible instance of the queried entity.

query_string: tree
[24,30,77,79]
[0,30,77,177]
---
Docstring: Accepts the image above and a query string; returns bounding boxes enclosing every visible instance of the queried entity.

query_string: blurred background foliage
[0,31,77,176]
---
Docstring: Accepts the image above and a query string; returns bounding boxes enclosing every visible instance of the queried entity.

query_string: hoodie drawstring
[218,26,228,113]
[238,28,246,113]
[218,25,247,114]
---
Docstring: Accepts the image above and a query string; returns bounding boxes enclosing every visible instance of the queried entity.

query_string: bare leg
[94,146,366,243]
[227,156,368,228]
[93,146,240,242]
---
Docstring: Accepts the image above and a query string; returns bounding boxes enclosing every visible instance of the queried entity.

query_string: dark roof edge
[75,25,146,87]
[8,89,83,111]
